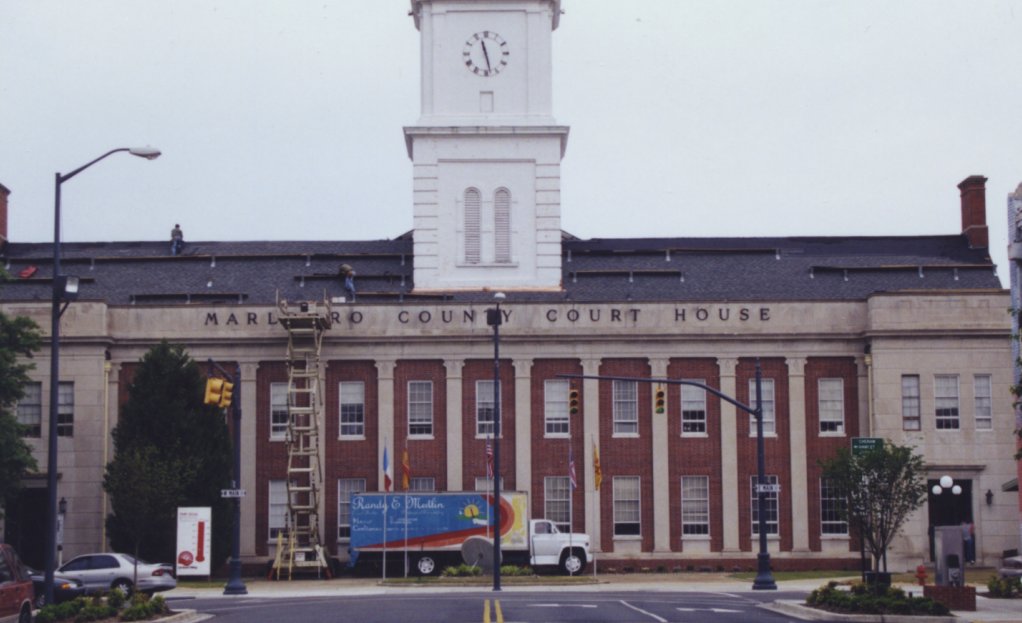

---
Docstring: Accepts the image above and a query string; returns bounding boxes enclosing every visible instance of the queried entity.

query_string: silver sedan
[57,553,176,595]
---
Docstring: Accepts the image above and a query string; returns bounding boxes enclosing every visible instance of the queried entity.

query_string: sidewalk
[164,574,1022,621]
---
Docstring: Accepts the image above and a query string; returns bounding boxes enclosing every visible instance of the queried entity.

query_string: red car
[0,543,33,623]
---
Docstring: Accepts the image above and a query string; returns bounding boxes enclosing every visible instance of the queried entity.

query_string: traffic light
[568,388,580,415]
[204,377,225,406]
[219,380,235,409]
[654,386,666,414]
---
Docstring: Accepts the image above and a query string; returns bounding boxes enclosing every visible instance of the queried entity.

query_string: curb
[762,600,957,623]
[163,610,213,623]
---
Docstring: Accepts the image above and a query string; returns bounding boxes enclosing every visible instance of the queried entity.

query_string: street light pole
[45,147,160,606]
[486,292,505,592]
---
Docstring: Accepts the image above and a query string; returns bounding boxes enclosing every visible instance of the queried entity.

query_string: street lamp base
[223,559,248,595]
[752,553,777,590]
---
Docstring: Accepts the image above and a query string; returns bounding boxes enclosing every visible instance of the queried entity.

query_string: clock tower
[406,0,567,291]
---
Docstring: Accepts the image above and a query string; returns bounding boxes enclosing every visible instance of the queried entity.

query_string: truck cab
[528,519,590,575]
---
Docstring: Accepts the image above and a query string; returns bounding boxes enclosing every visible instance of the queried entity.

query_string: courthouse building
[1,0,1018,572]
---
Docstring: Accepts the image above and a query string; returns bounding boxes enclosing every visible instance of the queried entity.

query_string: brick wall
[598,358,654,553]
[255,361,289,556]
[529,359,584,527]
[461,359,516,491]
[736,357,791,553]
[666,358,723,552]
[394,360,448,490]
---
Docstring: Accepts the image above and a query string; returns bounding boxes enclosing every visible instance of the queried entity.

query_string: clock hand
[481,40,491,71]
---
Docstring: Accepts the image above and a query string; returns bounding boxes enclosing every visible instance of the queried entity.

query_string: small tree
[104,341,233,568]
[820,442,927,573]
[0,310,42,514]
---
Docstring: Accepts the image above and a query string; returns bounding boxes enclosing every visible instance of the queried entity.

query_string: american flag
[486,436,494,479]
[568,445,577,490]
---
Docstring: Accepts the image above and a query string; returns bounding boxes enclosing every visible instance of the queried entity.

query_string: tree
[104,341,233,569]
[820,442,927,573]
[0,310,42,515]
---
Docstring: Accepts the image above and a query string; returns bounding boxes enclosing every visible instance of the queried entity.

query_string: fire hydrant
[915,564,928,586]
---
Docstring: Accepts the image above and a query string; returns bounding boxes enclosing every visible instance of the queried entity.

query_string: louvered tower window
[464,188,481,264]
[494,188,511,263]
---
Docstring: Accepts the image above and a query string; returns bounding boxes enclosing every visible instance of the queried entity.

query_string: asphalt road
[174,590,822,622]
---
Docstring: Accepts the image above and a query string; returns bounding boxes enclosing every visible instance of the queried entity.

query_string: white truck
[348,491,590,575]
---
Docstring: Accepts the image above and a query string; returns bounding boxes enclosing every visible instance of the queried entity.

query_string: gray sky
[2,1,1020,276]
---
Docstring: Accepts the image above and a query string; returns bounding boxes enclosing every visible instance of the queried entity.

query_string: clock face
[463,31,509,77]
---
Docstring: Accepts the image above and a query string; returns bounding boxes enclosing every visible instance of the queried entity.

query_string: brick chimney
[0,182,9,245]
[958,175,988,249]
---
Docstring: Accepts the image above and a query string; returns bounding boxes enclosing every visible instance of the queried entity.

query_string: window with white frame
[681,381,706,435]
[337,478,365,541]
[544,476,571,533]
[750,475,779,535]
[974,374,992,430]
[681,475,710,536]
[339,381,365,438]
[409,477,435,492]
[16,381,42,437]
[268,479,288,540]
[748,378,776,435]
[474,476,503,491]
[476,379,499,437]
[820,478,848,535]
[270,382,288,440]
[901,375,921,431]
[613,380,638,435]
[934,375,960,430]
[613,476,641,536]
[544,379,570,436]
[56,381,74,437]
[818,378,844,434]
[408,381,433,437]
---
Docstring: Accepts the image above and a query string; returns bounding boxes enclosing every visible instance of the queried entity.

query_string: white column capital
[786,357,807,377]
[717,357,739,377]
[375,359,396,379]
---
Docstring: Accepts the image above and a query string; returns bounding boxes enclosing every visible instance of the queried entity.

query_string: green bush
[806,581,949,616]
[499,565,533,576]
[441,563,482,577]
[106,588,127,609]
[988,575,1022,598]
[33,591,170,622]
[74,601,117,622]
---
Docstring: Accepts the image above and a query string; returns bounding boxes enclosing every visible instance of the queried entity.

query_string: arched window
[464,188,481,264]
[494,188,511,263]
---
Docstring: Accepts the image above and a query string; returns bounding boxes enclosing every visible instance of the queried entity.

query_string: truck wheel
[560,549,586,575]
[416,555,437,576]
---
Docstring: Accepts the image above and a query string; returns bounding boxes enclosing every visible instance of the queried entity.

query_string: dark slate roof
[0,233,1002,306]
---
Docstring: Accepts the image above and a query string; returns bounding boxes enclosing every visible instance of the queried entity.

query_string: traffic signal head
[219,380,235,409]
[655,386,666,414]
[568,388,580,415]
[204,378,225,406]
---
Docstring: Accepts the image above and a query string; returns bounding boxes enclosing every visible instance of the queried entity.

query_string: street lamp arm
[59,146,161,183]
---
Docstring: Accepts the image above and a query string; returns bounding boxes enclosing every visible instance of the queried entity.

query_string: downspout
[864,344,874,435]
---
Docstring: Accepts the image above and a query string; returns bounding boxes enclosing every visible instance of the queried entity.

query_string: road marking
[483,599,503,623]
[678,607,744,613]
[528,603,598,608]
[620,600,668,622]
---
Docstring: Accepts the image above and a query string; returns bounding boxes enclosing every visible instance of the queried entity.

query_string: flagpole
[568,442,574,575]
[382,439,388,581]
[403,445,409,578]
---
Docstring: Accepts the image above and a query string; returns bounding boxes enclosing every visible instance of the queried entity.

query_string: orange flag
[592,439,602,491]
[401,447,411,491]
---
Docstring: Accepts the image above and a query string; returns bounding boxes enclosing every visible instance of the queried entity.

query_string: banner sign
[176,507,212,577]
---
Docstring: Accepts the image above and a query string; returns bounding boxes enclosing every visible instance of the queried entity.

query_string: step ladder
[272,295,332,579]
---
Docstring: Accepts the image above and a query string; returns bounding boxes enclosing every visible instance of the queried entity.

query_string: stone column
[513,358,534,496]
[787,357,810,552]
[375,359,396,491]
[718,357,741,552]
[444,359,464,490]
[581,358,602,551]
[649,357,671,552]
[239,362,259,556]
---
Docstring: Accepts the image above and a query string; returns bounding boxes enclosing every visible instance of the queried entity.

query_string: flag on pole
[568,445,578,490]
[401,446,411,491]
[592,439,602,491]
[382,445,392,492]
[486,436,494,480]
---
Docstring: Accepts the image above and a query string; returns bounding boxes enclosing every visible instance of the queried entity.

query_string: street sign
[755,484,781,493]
[852,437,884,456]
[220,489,246,498]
